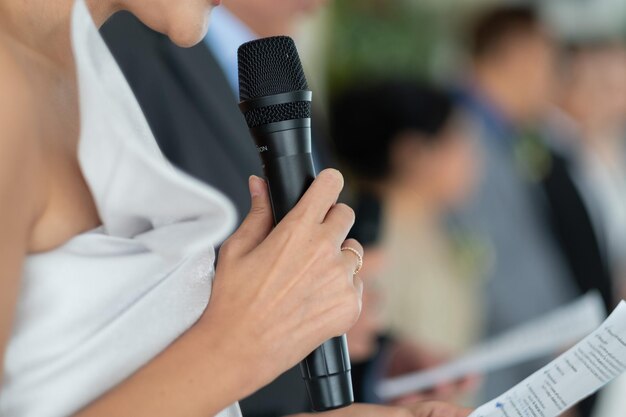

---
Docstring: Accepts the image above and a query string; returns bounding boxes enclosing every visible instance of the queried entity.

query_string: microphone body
[238,38,354,412]
[246,114,316,221]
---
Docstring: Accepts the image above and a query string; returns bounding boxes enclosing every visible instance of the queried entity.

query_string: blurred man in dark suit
[456,7,613,416]
[546,41,626,300]
[537,40,626,417]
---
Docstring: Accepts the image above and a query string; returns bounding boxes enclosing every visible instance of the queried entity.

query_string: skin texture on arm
[73,319,266,416]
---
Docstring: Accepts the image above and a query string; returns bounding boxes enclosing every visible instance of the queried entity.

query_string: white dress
[0,1,242,416]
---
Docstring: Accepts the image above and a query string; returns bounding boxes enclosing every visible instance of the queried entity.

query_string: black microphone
[237,36,354,412]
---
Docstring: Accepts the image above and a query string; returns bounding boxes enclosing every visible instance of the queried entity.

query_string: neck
[473,67,523,124]
[385,182,440,220]
[0,0,118,70]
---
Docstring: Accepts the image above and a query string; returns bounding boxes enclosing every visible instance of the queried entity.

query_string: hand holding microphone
[199,171,363,406]
[197,36,474,417]
[237,36,356,411]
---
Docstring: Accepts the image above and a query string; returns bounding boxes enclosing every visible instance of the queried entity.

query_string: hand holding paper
[470,300,626,417]
[377,292,606,400]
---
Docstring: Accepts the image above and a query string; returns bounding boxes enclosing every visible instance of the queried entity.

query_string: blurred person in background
[536,40,625,320]
[543,40,626,417]
[551,41,626,292]
[455,6,614,416]
[346,192,478,406]
[332,81,483,405]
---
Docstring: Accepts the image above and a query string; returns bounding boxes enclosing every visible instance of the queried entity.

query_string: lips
[212,0,221,5]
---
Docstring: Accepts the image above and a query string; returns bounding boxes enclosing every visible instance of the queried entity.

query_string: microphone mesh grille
[238,36,309,102]
[243,101,312,128]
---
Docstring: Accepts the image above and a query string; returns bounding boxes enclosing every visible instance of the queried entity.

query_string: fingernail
[249,175,264,197]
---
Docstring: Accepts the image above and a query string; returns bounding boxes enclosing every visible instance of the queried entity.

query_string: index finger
[289,169,345,223]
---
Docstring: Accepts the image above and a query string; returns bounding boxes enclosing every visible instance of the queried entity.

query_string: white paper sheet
[377,292,606,400]
[470,300,626,417]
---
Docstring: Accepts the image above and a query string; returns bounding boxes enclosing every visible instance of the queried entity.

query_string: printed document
[470,300,626,417]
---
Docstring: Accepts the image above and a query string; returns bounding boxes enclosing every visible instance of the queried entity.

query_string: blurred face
[502,33,557,121]
[563,46,626,133]
[393,119,479,210]
[477,31,557,123]
[118,0,220,47]
[429,121,479,209]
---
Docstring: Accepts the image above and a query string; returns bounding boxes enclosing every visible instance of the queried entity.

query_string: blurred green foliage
[325,0,626,98]
[325,0,457,96]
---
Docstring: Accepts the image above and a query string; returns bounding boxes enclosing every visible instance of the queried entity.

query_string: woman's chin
[168,20,208,48]
[169,32,205,48]
[167,11,211,48]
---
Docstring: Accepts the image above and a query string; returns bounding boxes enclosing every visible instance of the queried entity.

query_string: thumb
[224,176,274,257]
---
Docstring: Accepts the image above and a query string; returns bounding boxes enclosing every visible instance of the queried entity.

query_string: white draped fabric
[0,1,241,416]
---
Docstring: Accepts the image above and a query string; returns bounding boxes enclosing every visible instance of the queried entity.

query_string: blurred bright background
[297,0,626,100]
[298,0,626,103]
